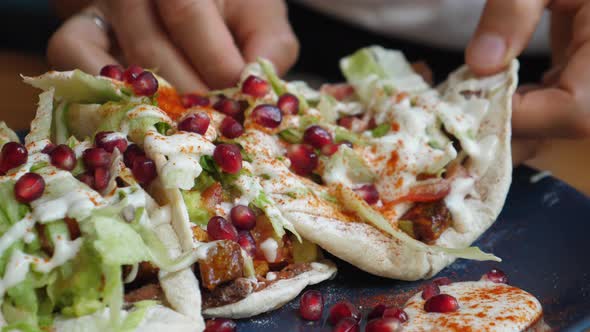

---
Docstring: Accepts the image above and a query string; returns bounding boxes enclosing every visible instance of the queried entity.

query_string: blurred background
[0,0,588,195]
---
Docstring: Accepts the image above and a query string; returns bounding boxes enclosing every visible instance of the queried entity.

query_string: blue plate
[238,166,590,331]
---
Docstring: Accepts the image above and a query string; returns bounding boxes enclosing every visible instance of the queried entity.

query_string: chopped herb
[260,174,272,180]
[30,162,48,172]
[199,155,217,173]
[154,122,171,135]
[371,123,390,137]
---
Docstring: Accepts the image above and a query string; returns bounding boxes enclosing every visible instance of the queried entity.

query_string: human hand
[47,0,299,93]
[465,0,590,164]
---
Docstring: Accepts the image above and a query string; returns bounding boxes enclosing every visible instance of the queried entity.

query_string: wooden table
[2,51,588,195]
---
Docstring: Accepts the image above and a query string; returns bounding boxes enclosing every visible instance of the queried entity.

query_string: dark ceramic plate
[237,166,590,331]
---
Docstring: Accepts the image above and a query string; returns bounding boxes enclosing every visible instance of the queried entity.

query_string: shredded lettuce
[340,46,429,104]
[336,185,500,262]
[258,58,286,96]
[317,95,339,123]
[180,190,211,226]
[25,88,54,146]
[54,101,70,145]
[0,122,19,147]
[323,146,376,186]
[371,123,390,138]
[23,70,125,104]
[278,128,303,144]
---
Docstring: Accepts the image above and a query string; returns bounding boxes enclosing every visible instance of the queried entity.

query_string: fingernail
[469,33,506,68]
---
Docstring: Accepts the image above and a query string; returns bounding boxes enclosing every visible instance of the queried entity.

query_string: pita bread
[242,60,518,280]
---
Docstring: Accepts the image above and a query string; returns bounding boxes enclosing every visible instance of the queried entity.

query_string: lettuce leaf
[23,70,125,104]
[25,88,54,146]
[336,185,500,262]
[323,146,376,186]
[0,122,19,147]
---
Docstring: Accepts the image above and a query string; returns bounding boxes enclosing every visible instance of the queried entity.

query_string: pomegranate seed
[204,318,236,332]
[83,148,110,170]
[123,65,143,83]
[237,231,256,257]
[328,301,359,325]
[41,143,56,154]
[1,142,28,173]
[333,317,359,332]
[220,116,244,139]
[14,173,45,203]
[483,268,508,284]
[95,131,128,153]
[213,98,243,118]
[230,205,256,230]
[382,307,408,323]
[365,317,402,332]
[286,144,318,176]
[277,93,299,115]
[338,116,356,130]
[299,290,323,321]
[421,283,440,300]
[94,167,110,191]
[178,112,210,135]
[304,125,333,149]
[49,144,76,171]
[99,64,124,81]
[181,93,210,108]
[131,156,157,185]
[207,216,238,242]
[241,75,270,97]
[354,184,379,205]
[321,143,340,156]
[132,71,159,96]
[123,144,145,168]
[213,144,242,174]
[77,172,95,188]
[424,294,459,313]
[251,104,282,128]
[433,277,452,286]
[367,304,387,320]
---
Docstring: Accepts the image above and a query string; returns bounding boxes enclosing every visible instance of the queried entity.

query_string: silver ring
[78,11,110,32]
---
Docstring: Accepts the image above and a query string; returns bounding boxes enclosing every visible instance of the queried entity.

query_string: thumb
[466,0,548,76]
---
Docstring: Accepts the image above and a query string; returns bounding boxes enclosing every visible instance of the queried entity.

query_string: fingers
[466,0,549,75]
[47,9,118,74]
[512,139,543,166]
[512,87,590,138]
[227,0,299,76]
[156,0,245,89]
[105,0,207,93]
[411,61,434,85]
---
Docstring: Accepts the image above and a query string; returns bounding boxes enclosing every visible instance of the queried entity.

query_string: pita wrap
[234,46,518,280]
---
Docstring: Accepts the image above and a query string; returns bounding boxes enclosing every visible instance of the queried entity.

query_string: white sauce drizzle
[260,238,278,262]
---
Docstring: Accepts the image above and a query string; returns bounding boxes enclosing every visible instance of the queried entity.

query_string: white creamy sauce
[34,237,83,273]
[366,103,457,202]
[444,177,476,233]
[144,131,215,157]
[143,130,215,190]
[25,139,52,154]
[215,202,233,220]
[0,250,32,298]
[402,281,544,332]
[124,263,139,284]
[0,214,34,254]
[266,272,277,281]
[159,154,202,190]
[260,238,279,262]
